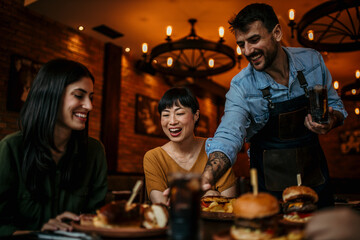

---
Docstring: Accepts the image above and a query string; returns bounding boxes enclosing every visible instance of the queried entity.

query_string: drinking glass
[168,172,202,240]
[308,85,329,124]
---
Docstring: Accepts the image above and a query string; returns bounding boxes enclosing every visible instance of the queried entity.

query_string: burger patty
[234,216,277,231]
[282,201,317,214]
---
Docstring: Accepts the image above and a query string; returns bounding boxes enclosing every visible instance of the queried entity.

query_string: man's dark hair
[229,3,279,33]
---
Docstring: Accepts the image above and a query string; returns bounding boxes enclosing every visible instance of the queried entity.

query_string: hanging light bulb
[288,9,295,21]
[167,57,173,67]
[208,58,214,68]
[166,25,172,41]
[333,81,339,90]
[351,89,357,95]
[307,30,314,41]
[355,107,360,115]
[219,27,225,38]
[288,9,296,38]
[142,43,148,54]
[237,46,242,56]
[356,69,360,79]
[218,26,225,43]
[236,45,242,69]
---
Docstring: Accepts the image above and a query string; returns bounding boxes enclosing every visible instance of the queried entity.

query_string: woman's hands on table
[41,211,80,232]
[149,189,170,206]
[162,188,170,206]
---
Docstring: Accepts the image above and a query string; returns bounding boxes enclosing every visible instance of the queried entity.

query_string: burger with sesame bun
[282,186,318,223]
[230,193,280,240]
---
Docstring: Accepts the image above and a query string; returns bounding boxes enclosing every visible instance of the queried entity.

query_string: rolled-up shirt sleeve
[206,80,250,165]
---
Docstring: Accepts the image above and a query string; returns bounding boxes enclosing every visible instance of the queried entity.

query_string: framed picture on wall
[135,94,166,138]
[7,55,42,111]
[339,129,360,154]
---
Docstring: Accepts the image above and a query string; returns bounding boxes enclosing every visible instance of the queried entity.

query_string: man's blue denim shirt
[205,47,348,164]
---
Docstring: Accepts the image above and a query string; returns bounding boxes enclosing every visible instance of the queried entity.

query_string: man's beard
[246,38,278,72]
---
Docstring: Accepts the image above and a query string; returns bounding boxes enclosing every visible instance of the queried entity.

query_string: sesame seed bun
[282,186,319,203]
[233,193,279,219]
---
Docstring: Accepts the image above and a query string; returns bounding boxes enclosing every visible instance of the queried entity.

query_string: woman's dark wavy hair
[158,87,200,129]
[19,58,94,202]
[229,3,279,33]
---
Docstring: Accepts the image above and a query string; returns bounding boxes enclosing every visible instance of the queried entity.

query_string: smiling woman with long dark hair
[0,59,107,235]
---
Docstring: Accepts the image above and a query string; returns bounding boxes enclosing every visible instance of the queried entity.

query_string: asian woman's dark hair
[158,87,200,129]
[19,58,94,202]
[229,3,279,33]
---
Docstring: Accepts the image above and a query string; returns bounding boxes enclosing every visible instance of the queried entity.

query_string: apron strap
[261,71,309,110]
[297,71,309,98]
[261,87,275,109]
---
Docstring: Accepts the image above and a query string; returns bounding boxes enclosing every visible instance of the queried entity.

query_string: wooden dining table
[5,200,360,240]
[2,218,234,240]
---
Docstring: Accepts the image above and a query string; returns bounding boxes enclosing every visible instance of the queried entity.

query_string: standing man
[202,3,347,207]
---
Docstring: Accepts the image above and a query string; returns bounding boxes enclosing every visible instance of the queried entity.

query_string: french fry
[201,197,235,213]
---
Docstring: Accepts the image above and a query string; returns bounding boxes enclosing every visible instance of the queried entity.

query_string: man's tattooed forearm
[205,151,231,183]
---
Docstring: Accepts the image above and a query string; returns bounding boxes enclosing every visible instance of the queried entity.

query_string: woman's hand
[41,211,80,232]
[162,188,170,206]
[149,189,170,206]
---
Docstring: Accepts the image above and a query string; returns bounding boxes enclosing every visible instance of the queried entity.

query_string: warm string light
[125,47,130,53]
[167,57,173,67]
[352,69,360,94]
[166,26,172,41]
[208,58,214,68]
[236,45,242,69]
[288,9,295,21]
[333,81,339,90]
[78,26,84,31]
[355,108,360,115]
[142,43,148,54]
[307,30,314,41]
[218,26,225,38]
[237,46,242,56]
[288,9,296,38]
[352,69,360,114]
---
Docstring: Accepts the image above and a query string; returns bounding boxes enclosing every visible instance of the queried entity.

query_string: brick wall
[117,56,220,172]
[0,0,221,174]
[0,0,104,140]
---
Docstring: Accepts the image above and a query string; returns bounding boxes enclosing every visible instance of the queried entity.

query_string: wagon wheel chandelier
[146,18,238,79]
[288,0,360,52]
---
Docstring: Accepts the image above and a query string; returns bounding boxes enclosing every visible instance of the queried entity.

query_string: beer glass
[168,172,202,240]
[308,85,329,124]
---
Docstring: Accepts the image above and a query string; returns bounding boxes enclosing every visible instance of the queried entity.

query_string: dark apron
[249,72,334,208]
